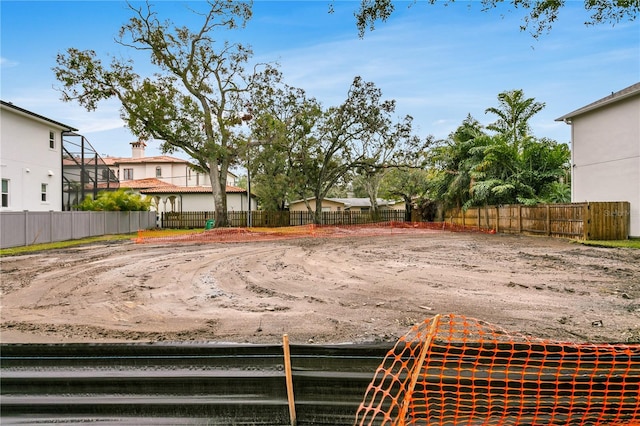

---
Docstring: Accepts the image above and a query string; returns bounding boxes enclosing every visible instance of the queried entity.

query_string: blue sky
[1,1,638,160]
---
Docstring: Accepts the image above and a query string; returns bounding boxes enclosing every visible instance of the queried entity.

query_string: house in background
[104,140,237,188]
[288,197,405,212]
[0,100,77,211]
[556,82,640,237]
[110,141,249,215]
[139,184,251,214]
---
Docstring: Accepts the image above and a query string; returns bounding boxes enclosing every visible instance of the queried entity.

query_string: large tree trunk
[314,198,323,225]
[404,195,412,222]
[364,173,383,221]
[209,163,228,227]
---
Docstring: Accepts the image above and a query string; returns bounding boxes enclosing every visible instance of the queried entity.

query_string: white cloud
[0,56,19,68]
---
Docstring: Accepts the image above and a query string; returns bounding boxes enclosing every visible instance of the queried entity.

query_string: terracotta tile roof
[556,82,640,122]
[140,185,248,194]
[63,156,112,166]
[119,178,176,189]
[111,155,191,164]
[101,157,118,166]
[84,182,121,190]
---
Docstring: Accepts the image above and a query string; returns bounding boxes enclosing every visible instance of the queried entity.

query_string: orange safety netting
[135,222,495,244]
[355,314,640,426]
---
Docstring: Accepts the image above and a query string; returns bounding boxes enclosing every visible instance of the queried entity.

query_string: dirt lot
[1,230,639,345]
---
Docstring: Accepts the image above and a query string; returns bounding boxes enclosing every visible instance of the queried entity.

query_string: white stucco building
[109,141,249,215]
[139,184,251,213]
[556,82,640,237]
[104,140,237,188]
[0,100,77,212]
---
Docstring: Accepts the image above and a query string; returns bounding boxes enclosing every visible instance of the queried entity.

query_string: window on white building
[123,168,133,180]
[156,166,162,177]
[1,179,9,207]
[49,131,55,149]
[41,183,48,202]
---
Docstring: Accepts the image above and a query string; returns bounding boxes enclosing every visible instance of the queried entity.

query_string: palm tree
[485,89,545,150]
[427,115,487,209]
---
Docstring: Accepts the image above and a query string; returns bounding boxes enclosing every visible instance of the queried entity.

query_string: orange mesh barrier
[135,222,494,244]
[355,314,640,425]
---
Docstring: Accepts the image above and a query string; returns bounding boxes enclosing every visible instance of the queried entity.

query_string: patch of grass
[0,228,208,256]
[576,238,640,249]
[0,234,135,256]
[137,228,205,238]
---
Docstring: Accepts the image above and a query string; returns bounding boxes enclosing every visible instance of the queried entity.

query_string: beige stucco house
[288,197,405,212]
[556,82,640,237]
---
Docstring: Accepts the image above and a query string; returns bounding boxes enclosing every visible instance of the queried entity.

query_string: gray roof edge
[1,99,79,131]
[555,82,640,122]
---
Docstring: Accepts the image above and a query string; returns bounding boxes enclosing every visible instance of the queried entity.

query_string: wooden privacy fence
[161,210,407,229]
[444,202,630,240]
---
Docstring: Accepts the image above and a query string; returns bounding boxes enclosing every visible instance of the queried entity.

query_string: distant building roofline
[1,99,78,131]
[555,82,640,123]
[140,185,248,194]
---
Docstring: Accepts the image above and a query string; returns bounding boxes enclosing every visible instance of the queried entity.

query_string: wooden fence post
[495,206,500,233]
[583,202,590,240]
[283,334,297,426]
[517,205,522,233]
[546,204,551,236]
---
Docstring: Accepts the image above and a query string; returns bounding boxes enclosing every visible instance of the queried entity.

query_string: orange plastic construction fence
[135,222,493,244]
[355,314,640,425]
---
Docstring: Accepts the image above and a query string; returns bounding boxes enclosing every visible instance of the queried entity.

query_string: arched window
[156,166,162,177]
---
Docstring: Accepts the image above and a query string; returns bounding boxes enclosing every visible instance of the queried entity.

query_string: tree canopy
[248,76,420,224]
[355,0,639,38]
[425,92,570,211]
[54,0,275,226]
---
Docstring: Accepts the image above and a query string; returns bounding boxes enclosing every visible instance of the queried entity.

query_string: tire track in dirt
[1,233,639,344]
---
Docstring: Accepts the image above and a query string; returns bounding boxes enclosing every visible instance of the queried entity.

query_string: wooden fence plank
[161,210,407,229]
[444,202,629,240]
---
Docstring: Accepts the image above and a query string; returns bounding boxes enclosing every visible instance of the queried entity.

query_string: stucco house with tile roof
[556,82,640,237]
[140,185,251,212]
[107,141,250,216]
[120,178,253,214]
[103,140,237,187]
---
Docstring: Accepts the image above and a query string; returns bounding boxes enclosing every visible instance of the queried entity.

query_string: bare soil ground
[1,230,639,345]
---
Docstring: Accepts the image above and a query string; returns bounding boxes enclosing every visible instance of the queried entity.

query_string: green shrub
[78,189,152,211]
